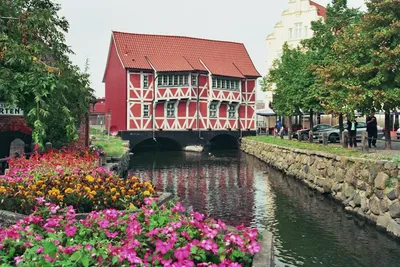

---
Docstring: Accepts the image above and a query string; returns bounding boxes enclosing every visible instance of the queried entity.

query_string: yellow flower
[110,188,117,193]
[91,191,97,196]
[65,188,73,194]
[0,186,6,194]
[111,196,117,201]
[129,203,136,210]
[144,190,151,196]
[57,195,64,201]
[85,175,95,183]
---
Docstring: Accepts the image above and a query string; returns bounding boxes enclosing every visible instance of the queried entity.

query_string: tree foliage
[0,0,93,148]
[303,0,363,117]
[316,0,400,149]
[266,43,315,117]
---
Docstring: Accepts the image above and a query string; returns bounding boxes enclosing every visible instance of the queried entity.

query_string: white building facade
[256,0,326,132]
[259,0,326,108]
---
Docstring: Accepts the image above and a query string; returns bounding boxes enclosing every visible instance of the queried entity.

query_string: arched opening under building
[208,134,239,150]
[132,137,182,152]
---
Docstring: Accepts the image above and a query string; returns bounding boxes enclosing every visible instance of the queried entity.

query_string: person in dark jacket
[366,111,378,148]
[347,118,358,148]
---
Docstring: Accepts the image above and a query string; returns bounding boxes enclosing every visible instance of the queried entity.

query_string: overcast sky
[56,0,366,97]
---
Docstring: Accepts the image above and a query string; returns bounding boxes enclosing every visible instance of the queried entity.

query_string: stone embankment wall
[241,139,400,238]
[105,150,130,177]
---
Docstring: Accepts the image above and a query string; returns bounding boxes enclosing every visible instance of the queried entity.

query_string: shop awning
[256,108,276,117]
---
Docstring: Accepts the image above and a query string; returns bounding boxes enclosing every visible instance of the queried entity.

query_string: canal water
[129,150,400,267]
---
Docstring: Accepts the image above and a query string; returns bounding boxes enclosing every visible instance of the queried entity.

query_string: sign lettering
[0,102,24,116]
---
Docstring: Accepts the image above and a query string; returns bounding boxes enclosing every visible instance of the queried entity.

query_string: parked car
[293,124,332,140]
[316,122,384,143]
[397,128,400,139]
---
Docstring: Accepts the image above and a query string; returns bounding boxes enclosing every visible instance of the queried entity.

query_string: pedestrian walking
[366,111,378,148]
[347,118,358,148]
[275,120,282,138]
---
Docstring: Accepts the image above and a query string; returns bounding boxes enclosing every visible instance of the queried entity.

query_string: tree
[0,0,93,148]
[266,43,316,140]
[302,0,362,137]
[317,0,400,149]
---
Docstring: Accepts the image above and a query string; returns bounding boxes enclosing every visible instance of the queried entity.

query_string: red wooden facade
[103,32,260,133]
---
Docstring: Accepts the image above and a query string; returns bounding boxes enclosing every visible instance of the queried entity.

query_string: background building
[258,0,326,131]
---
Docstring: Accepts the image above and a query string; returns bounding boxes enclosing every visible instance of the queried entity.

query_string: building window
[289,28,293,40]
[158,74,190,87]
[191,75,197,86]
[212,77,240,91]
[212,78,216,88]
[209,103,218,118]
[228,105,236,118]
[143,75,149,89]
[294,23,302,39]
[166,102,176,118]
[143,104,150,118]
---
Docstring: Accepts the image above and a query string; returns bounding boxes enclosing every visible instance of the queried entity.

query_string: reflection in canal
[129,150,400,267]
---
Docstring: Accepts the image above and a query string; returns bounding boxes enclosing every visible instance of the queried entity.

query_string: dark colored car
[292,124,332,140]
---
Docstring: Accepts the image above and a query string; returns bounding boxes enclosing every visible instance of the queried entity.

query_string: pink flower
[65,226,77,237]
[50,205,60,214]
[155,239,173,254]
[247,240,261,254]
[14,256,23,265]
[200,239,218,254]
[97,219,110,229]
[174,246,190,262]
[63,246,78,255]
[35,247,44,254]
[85,244,93,251]
[35,235,43,241]
[44,254,56,262]
[35,197,45,204]
[105,231,118,238]
[191,211,205,222]
[171,202,186,213]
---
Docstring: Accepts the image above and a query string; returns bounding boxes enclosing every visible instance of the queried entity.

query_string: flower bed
[0,151,154,214]
[0,199,261,266]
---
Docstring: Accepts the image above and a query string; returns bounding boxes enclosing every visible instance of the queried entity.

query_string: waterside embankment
[241,138,400,238]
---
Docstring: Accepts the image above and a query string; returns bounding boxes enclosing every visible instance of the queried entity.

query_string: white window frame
[143,104,150,118]
[191,75,197,86]
[228,104,236,118]
[209,102,218,118]
[142,75,149,89]
[294,23,302,39]
[166,101,176,118]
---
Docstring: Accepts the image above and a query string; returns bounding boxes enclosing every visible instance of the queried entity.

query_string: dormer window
[158,74,190,87]
[212,77,240,91]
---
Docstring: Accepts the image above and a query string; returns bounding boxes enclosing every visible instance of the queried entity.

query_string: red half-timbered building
[103,32,260,148]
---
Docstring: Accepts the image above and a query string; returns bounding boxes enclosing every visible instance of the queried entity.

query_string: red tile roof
[112,32,261,78]
[309,1,326,19]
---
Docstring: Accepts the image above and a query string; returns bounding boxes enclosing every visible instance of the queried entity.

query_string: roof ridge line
[112,31,245,46]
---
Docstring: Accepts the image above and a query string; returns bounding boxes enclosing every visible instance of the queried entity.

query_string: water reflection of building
[131,159,257,226]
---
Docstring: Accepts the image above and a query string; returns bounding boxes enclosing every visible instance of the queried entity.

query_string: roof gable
[309,0,327,18]
[111,32,261,78]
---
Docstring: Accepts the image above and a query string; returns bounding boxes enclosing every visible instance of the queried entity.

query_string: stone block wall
[241,139,400,238]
